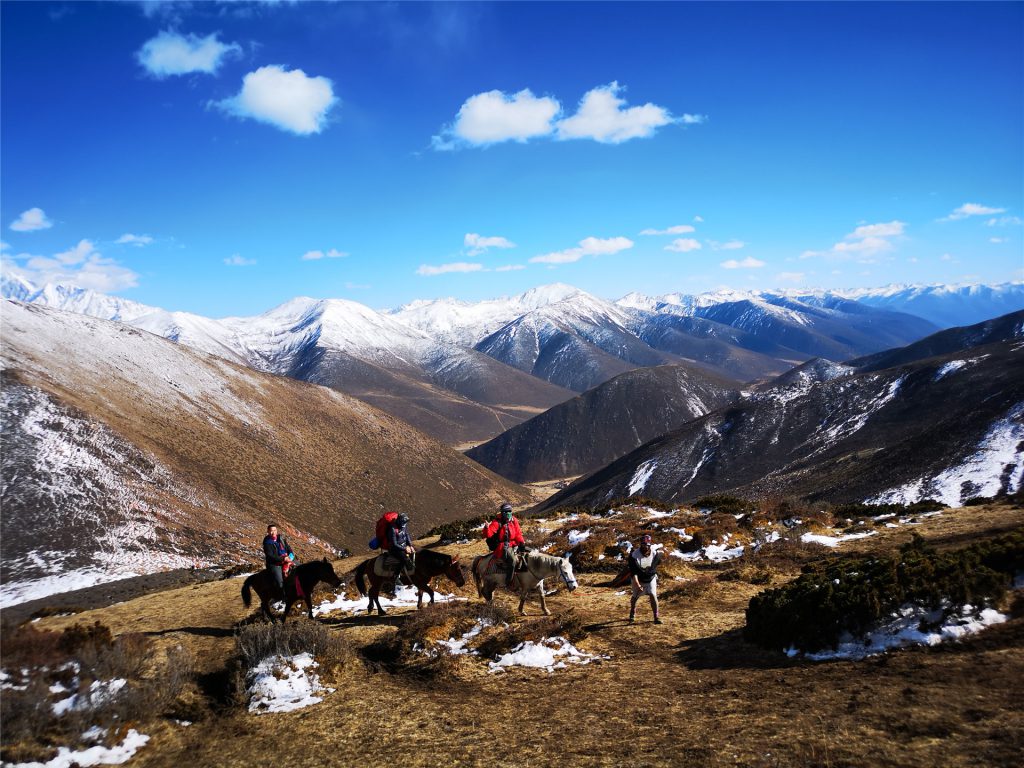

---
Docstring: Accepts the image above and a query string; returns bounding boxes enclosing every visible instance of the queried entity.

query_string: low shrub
[426,514,491,544]
[0,622,196,763]
[234,618,349,672]
[660,574,716,601]
[831,499,945,519]
[745,530,1024,653]
[475,610,586,660]
[691,495,756,516]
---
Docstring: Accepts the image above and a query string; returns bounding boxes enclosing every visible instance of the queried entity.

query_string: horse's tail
[354,559,368,596]
[241,575,254,608]
[471,555,484,597]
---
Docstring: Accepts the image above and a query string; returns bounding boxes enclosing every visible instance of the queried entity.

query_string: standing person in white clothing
[629,533,662,624]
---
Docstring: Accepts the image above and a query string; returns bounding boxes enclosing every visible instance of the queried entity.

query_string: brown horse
[354,548,465,615]
[241,558,342,622]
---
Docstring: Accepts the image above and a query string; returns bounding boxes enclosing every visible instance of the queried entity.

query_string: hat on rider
[500,502,513,521]
[397,513,409,526]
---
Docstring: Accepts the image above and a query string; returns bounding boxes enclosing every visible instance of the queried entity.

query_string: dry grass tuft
[475,610,587,660]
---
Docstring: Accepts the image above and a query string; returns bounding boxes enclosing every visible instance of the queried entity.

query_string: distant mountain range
[534,311,1024,511]
[0,301,527,607]
[3,276,1020,448]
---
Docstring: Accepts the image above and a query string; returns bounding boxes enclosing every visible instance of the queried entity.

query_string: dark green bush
[745,530,1024,653]
[831,499,945,519]
[426,514,491,544]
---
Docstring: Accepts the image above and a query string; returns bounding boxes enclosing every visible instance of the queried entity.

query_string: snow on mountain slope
[388,283,585,346]
[536,334,1024,511]
[833,282,1024,329]
[1,300,531,606]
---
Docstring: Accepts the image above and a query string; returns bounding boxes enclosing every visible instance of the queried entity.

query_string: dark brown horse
[354,549,465,615]
[241,558,342,622]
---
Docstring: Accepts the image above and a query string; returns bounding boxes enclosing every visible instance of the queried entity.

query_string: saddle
[483,551,527,576]
[373,553,415,578]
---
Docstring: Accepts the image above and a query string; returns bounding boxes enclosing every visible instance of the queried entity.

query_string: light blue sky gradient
[2,1,1022,316]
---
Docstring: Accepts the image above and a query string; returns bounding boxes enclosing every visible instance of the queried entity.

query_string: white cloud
[10,207,52,232]
[664,238,702,253]
[845,220,905,239]
[708,239,745,250]
[529,235,634,265]
[216,65,337,135]
[693,216,704,223]
[416,262,485,276]
[464,233,516,256]
[14,239,138,291]
[301,248,349,261]
[0,240,9,251]
[940,253,959,263]
[989,237,1009,244]
[137,30,241,78]
[555,82,676,144]
[116,233,153,246]
[433,89,560,149]
[495,264,526,272]
[640,225,694,236]
[986,216,1023,227]
[832,236,894,256]
[224,254,256,266]
[776,272,805,282]
[941,202,1006,221]
[720,257,765,269]
[680,114,707,124]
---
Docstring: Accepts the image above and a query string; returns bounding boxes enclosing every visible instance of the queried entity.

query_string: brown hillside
[1,302,530,567]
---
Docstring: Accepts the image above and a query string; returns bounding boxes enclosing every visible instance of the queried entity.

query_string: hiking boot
[654,617,663,625]
[628,615,635,623]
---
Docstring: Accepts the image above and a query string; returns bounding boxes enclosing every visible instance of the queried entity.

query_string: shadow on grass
[319,613,406,629]
[675,627,802,670]
[145,625,234,638]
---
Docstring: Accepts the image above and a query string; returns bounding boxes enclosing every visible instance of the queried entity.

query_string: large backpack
[371,511,399,550]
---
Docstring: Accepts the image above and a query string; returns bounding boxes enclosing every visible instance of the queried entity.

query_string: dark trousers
[391,548,413,574]
[268,564,285,599]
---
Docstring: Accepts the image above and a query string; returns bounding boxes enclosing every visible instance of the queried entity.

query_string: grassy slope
[19,502,1024,768]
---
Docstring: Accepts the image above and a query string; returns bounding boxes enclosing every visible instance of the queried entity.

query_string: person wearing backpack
[387,512,416,581]
[483,502,525,588]
[628,533,662,624]
[262,523,295,602]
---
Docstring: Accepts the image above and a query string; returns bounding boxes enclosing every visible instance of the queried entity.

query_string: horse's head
[446,554,466,588]
[318,557,342,588]
[558,556,578,592]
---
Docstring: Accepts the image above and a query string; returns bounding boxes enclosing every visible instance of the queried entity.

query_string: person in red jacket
[483,502,526,588]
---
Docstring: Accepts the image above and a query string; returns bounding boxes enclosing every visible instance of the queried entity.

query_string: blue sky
[2,1,1022,317]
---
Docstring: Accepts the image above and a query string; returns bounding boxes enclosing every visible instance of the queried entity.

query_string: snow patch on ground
[246,652,332,714]
[314,584,463,616]
[566,529,591,546]
[5,729,150,768]
[800,531,878,548]
[488,637,607,673]
[788,603,1009,661]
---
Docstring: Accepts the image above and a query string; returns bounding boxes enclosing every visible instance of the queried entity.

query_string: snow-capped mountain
[3,280,572,445]
[388,282,586,346]
[535,312,1024,511]
[836,282,1024,329]
[1,300,529,608]
[618,289,939,362]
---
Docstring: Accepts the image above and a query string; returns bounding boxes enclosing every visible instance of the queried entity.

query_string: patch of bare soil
[15,503,1024,768]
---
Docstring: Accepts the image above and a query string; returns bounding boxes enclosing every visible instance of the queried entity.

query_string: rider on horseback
[262,523,295,602]
[484,502,526,588]
[387,512,416,583]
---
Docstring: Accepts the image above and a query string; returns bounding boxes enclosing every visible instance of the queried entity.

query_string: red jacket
[483,517,525,558]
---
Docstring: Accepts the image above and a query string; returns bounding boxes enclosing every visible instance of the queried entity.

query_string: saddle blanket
[373,554,415,578]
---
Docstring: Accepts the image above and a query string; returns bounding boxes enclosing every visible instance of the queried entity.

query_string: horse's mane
[527,550,565,566]
[417,548,452,565]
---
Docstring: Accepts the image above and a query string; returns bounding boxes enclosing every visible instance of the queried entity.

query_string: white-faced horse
[471,549,577,615]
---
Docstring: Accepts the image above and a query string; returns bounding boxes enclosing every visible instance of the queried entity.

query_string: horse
[354,548,465,615]
[471,549,577,615]
[241,558,342,622]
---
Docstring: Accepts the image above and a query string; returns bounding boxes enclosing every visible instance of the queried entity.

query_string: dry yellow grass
[15,502,1024,768]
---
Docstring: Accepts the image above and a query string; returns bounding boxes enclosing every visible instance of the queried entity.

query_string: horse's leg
[538,583,550,616]
[306,596,314,620]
